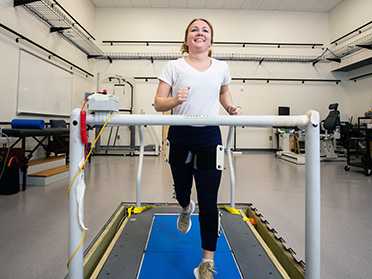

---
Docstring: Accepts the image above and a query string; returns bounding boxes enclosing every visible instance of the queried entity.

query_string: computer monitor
[278,106,290,116]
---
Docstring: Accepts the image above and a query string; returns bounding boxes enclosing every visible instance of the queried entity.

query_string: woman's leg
[170,164,194,208]
[194,168,222,253]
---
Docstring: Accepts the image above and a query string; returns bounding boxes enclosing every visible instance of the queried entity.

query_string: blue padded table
[97,206,282,279]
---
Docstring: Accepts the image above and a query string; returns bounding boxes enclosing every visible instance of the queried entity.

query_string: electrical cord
[66,112,114,268]
[0,133,10,181]
[312,47,341,63]
[67,112,114,197]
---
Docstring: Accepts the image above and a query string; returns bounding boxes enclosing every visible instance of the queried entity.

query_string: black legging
[168,126,222,252]
[171,165,221,251]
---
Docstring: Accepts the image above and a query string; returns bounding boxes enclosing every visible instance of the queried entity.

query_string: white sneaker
[194,261,217,279]
[177,200,195,234]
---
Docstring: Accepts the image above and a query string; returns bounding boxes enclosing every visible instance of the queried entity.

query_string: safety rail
[69,111,320,279]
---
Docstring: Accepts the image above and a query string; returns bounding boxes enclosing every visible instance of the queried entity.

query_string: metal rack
[331,20,372,45]
[93,52,324,64]
[326,32,372,60]
[13,0,103,57]
[344,117,372,176]
[102,40,323,49]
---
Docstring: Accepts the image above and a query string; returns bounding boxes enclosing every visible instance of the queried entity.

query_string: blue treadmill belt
[138,215,242,279]
[96,206,282,279]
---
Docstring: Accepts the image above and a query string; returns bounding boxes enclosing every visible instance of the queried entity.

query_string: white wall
[347,64,372,119]
[329,0,372,40]
[2,2,363,150]
[94,8,348,148]
[0,0,96,157]
[58,0,96,33]
[329,0,372,122]
[0,0,97,122]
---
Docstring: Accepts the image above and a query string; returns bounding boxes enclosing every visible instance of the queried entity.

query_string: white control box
[88,94,119,113]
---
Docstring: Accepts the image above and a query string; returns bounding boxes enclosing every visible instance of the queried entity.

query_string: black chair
[47,120,69,161]
[320,103,340,159]
[322,103,340,133]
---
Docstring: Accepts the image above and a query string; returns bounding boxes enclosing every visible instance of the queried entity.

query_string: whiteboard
[17,49,73,116]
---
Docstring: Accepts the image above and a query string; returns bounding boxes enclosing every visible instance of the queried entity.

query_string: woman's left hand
[228,105,242,115]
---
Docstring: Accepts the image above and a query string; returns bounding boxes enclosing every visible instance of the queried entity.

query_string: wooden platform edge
[242,206,306,279]
[28,165,69,177]
[83,206,127,279]
[28,156,66,166]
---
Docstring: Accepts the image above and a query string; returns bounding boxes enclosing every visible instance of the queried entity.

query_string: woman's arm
[154,80,189,112]
[219,85,242,115]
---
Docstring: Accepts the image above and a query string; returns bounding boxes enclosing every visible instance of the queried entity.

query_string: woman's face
[186,20,212,53]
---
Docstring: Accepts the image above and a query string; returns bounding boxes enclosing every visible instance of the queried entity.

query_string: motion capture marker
[138,215,242,279]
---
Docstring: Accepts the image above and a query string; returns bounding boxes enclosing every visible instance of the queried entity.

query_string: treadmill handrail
[69,110,320,279]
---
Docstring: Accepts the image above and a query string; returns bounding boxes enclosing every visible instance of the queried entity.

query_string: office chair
[322,103,340,133]
[320,103,340,159]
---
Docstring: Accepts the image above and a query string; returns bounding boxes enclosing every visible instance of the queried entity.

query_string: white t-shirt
[158,57,231,115]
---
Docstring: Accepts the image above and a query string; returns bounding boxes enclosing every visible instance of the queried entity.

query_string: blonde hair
[180,18,214,57]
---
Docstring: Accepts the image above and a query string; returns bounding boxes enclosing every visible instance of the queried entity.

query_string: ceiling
[90,0,344,12]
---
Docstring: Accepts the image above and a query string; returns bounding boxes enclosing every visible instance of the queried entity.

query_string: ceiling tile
[293,0,319,11]
[259,0,283,10]
[206,0,225,9]
[241,0,264,9]
[92,0,116,8]
[91,0,344,11]
[187,0,207,8]
[131,0,151,8]
[224,0,245,9]
[169,0,188,8]
[112,0,133,7]
[276,0,301,11]
[150,0,169,8]
[311,0,343,12]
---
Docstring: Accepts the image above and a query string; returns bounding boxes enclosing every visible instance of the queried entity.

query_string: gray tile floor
[0,151,371,279]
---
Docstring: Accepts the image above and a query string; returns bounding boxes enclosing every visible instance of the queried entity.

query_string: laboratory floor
[0,151,371,279]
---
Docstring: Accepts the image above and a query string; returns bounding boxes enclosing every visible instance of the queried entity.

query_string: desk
[1,128,69,190]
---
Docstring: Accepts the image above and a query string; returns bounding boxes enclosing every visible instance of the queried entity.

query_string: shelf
[91,52,325,64]
[14,0,103,56]
[102,40,323,49]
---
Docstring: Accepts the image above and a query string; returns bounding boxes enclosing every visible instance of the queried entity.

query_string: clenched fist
[175,87,190,105]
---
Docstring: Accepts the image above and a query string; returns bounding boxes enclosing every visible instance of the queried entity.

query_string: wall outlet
[269,136,272,141]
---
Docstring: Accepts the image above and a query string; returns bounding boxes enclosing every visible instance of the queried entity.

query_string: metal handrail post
[68,109,85,279]
[136,125,144,207]
[305,117,321,279]
[226,126,235,208]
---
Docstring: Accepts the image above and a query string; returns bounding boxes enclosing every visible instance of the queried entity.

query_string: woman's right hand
[175,87,190,105]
